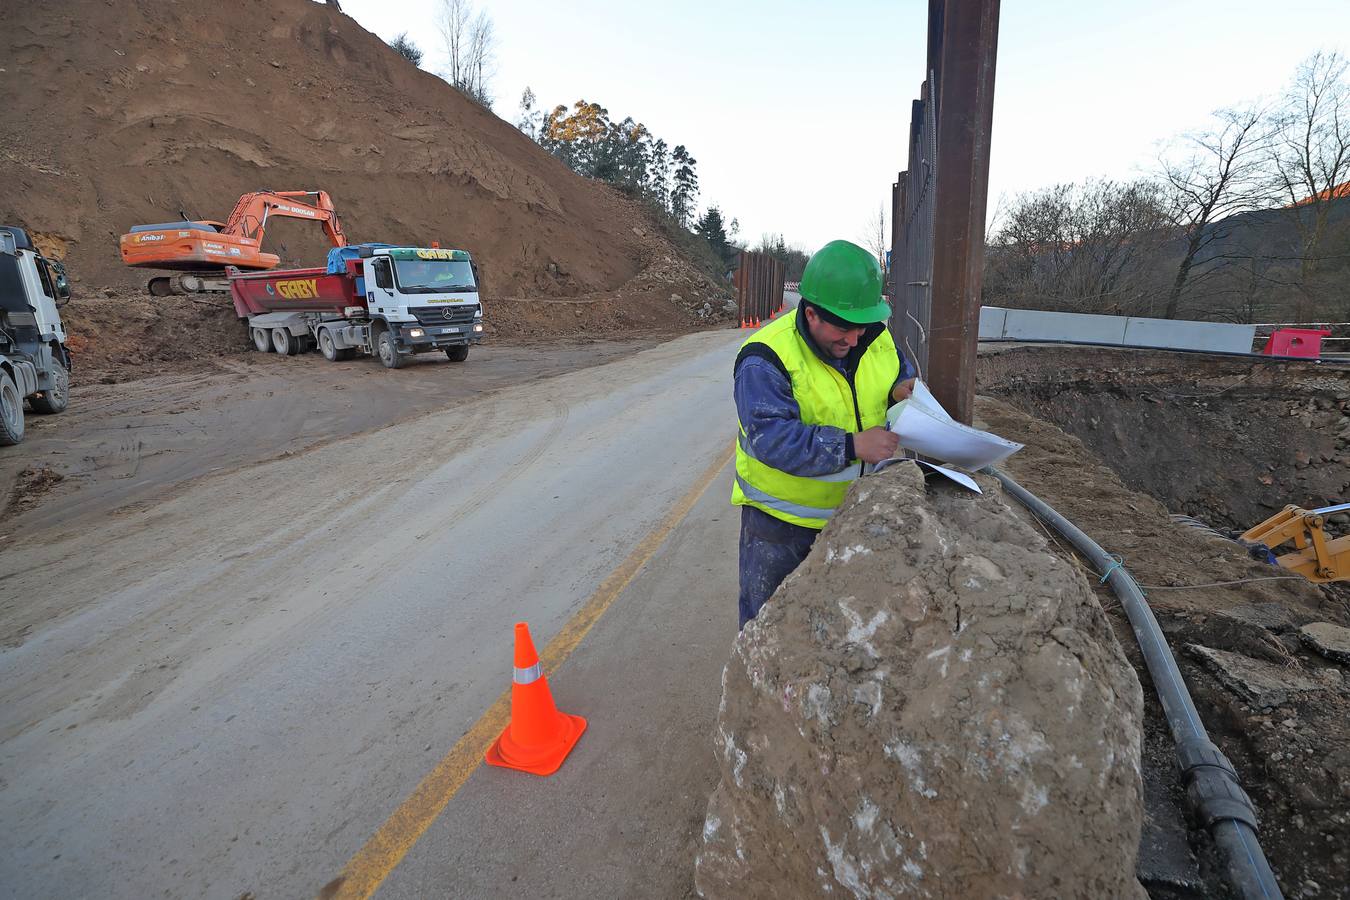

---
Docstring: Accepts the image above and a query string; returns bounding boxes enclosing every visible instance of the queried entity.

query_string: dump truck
[0,226,73,446]
[229,244,484,369]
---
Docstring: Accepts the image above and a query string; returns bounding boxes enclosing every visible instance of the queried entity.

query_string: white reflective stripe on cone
[513,662,543,684]
[735,475,836,521]
[737,432,859,484]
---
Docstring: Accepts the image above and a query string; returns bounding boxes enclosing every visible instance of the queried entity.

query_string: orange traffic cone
[485,622,586,776]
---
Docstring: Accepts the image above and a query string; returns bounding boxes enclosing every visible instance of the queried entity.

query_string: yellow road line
[323,447,734,900]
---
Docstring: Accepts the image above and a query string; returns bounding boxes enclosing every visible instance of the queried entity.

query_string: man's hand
[853,426,900,464]
[891,377,917,403]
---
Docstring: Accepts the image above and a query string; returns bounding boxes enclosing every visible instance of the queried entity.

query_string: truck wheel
[29,363,69,414]
[315,329,337,361]
[0,371,24,446]
[376,330,404,369]
[319,330,356,361]
[252,328,273,353]
[272,328,300,356]
[444,345,470,362]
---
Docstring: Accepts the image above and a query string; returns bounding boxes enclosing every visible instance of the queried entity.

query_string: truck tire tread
[376,330,404,369]
[0,371,24,446]
[28,362,69,415]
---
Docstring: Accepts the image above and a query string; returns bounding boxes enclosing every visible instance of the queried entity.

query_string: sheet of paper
[867,458,982,492]
[884,381,1024,471]
[914,460,982,492]
[908,380,953,422]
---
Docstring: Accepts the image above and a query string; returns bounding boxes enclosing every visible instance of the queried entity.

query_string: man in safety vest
[732,239,916,628]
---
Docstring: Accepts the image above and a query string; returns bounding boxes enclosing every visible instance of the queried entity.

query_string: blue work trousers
[738,505,819,629]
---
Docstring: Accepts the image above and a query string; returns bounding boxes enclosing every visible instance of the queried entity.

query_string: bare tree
[1269,51,1350,285]
[860,203,888,267]
[437,0,495,107]
[466,10,495,105]
[986,179,1169,315]
[1156,105,1273,318]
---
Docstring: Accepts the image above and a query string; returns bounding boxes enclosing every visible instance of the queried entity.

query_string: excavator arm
[1242,503,1350,583]
[222,190,348,249]
[120,189,350,294]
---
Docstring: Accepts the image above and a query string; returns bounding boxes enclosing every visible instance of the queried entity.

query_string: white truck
[228,245,485,369]
[1,226,72,446]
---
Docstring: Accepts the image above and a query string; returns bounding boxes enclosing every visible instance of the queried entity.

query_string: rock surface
[695,463,1147,898]
[1300,622,1350,665]
[1185,644,1323,708]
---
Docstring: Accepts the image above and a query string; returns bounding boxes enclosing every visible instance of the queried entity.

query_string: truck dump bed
[227,265,363,318]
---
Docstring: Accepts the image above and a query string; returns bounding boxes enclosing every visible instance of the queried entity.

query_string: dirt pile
[975,394,1350,898]
[695,463,1145,898]
[0,0,727,322]
[60,290,246,380]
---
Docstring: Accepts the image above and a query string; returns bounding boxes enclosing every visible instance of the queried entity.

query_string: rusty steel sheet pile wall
[735,251,786,329]
[890,0,1000,424]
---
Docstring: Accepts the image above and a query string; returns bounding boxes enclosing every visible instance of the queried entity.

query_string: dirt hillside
[0,0,723,318]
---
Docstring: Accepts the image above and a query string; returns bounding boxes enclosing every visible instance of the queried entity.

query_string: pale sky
[337,0,1349,254]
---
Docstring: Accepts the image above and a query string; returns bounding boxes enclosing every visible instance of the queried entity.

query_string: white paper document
[867,381,1023,487]
[871,456,984,493]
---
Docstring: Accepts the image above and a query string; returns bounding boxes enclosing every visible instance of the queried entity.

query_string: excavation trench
[977,347,1349,532]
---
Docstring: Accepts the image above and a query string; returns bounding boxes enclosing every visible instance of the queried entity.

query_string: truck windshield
[392,259,477,294]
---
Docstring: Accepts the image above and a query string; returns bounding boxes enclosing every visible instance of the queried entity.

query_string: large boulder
[696,464,1146,898]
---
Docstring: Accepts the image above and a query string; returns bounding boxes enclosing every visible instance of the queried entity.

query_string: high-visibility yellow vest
[731,313,900,530]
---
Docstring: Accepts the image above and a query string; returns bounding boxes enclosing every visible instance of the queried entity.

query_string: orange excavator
[119,190,348,295]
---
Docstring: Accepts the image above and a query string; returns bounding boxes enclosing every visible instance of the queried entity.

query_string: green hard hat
[798,239,890,325]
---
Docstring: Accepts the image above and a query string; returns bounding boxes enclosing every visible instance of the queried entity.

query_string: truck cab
[0,225,73,446]
[359,246,484,366]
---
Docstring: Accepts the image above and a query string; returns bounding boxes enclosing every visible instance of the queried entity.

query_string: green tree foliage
[670,145,699,228]
[696,206,734,268]
[529,97,701,226]
[388,32,423,66]
[647,139,670,211]
[516,87,541,140]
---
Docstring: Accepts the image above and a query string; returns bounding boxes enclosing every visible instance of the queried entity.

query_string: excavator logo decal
[275,279,320,300]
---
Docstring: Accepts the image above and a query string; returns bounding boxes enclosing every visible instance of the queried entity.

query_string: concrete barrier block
[1123,317,1256,354]
[979,306,1008,339]
[1002,309,1128,344]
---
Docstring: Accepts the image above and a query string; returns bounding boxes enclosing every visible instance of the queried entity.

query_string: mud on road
[0,333,676,538]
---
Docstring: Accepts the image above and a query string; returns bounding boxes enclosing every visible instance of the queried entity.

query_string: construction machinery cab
[1,225,74,445]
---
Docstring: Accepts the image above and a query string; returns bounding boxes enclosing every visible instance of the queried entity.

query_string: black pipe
[987,467,1284,900]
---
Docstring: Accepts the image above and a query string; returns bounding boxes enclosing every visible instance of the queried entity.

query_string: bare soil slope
[0,0,722,315]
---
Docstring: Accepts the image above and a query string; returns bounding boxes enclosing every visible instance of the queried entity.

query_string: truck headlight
[473,324,484,332]
[408,327,425,338]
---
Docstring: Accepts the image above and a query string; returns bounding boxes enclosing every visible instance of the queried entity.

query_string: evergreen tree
[646,139,670,211]
[670,145,699,228]
[388,32,423,66]
[541,100,612,177]
[696,206,732,266]
[516,87,542,140]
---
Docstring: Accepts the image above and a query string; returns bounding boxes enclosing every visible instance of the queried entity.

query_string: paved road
[0,328,753,899]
